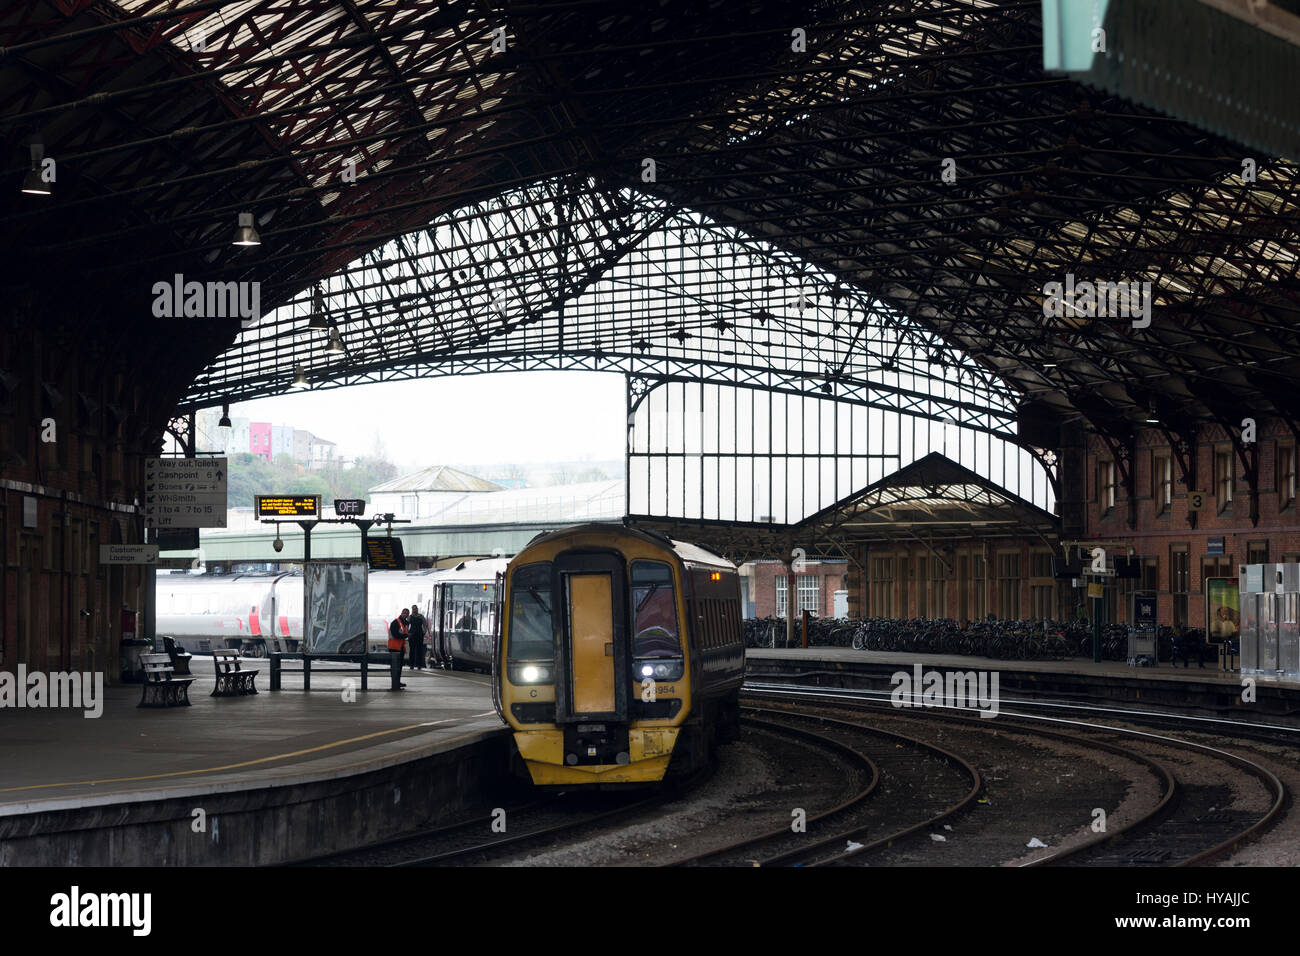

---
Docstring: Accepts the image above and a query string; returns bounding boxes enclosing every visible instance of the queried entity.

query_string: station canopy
[645,452,1060,563]
[5,0,1300,490]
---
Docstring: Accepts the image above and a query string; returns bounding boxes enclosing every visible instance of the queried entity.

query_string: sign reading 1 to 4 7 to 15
[255,495,320,518]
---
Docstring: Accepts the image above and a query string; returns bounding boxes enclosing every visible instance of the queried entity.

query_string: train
[495,523,745,787]
[155,559,506,669]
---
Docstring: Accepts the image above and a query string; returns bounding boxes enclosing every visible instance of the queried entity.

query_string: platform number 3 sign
[1189,492,1207,510]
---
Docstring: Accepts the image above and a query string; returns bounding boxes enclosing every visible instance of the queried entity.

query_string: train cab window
[507,562,555,676]
[631,561,684,681]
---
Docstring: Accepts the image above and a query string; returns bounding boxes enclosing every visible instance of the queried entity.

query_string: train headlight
[510,663,553,684]
[633,657,683,681]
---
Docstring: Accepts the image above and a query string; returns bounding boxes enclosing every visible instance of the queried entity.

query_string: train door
[554,552,629,766]
[436,584,445,661]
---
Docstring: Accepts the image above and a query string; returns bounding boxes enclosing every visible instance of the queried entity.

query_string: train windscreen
[630,561,681,659]
[508,562,554,662]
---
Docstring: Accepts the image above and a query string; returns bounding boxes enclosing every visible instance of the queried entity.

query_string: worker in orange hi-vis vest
[387,608,410,688]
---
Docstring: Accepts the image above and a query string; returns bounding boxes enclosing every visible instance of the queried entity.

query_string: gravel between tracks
[504,728,860,866]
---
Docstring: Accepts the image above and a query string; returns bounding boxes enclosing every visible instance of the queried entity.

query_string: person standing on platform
[408,604,427,670]
[388,608,410,688]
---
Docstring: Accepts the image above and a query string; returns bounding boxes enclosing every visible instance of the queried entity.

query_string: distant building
[228,417,251,456]
[270,424,294,461]
[311,436,340,469]
[249,422,272,460]
[369,465,504,519]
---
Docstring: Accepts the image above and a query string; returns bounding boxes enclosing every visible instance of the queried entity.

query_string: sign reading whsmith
[255,495,320,518]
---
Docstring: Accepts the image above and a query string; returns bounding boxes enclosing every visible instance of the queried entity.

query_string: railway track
[302,713,855,866]
[665,706,981,867]
[742,682,1288,867]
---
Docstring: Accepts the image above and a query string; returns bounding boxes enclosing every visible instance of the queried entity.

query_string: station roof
[6,1,1300,455]
[369,464,503,494]
[644,453,1060,564]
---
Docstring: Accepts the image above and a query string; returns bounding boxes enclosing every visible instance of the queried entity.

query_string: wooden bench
[161,635,193,675]
[211,648,259,697]
[138,652,197,708]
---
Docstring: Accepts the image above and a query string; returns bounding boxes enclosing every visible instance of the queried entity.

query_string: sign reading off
[256,495,320,518]
[334,498,366,516]
[365,536,405,571]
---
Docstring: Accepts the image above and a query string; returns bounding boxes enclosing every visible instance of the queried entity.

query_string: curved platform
[745,647,1300,728]
[0,659,509,866]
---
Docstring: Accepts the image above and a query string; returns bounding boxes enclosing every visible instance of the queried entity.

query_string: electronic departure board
[365,536,405,571]
[255,494,321,518]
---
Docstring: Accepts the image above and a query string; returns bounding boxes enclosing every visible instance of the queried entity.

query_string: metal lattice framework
[3,0,1299,520]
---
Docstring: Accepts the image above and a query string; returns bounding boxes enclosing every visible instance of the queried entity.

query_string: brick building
[744,559,850,619]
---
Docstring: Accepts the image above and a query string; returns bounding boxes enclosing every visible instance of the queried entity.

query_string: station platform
[745,647,1300,727]
[0,658,510,866]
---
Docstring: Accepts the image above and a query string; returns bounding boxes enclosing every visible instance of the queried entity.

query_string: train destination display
[256,494,321,518]
[365,536,405,571]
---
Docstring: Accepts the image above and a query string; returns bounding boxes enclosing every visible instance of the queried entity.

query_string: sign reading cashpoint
[255,494,320,518]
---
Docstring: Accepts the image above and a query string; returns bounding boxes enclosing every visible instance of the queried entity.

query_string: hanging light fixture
[291,364,307,388]
[307,284,327,329]
[214,402,232,453]
[327,328,344,353]
[232,211,261,246]
[21,144,50,196]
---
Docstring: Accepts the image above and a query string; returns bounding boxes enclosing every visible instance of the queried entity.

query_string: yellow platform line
[0,711,498,795]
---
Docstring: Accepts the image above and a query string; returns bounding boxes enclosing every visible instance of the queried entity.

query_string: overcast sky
[229,370,626,468]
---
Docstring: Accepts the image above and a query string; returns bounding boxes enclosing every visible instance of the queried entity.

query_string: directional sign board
[365,536,405,571]
[100,545,159,565]
[334,498,366,516]
[145,458,227,528]
[256,495,321,518]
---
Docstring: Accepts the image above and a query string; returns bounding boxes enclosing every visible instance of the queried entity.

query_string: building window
[1154,454,1173,514]
[869,557,894,618]
[971,553,987,620]
[776,573,820,617]
[1029,551,1053,577]
[1247,541,1269,566]
[1279,443,1296,510]
[1171,546,1190,627]
[401,494,417,514]
[796,574,820,614]
[1215,449,1233,512]
[1099,460,1116,513]
[931,557,948,619]
[996,552,1021,619]
[1201,555,1234,589]
[1141,559,1159,592]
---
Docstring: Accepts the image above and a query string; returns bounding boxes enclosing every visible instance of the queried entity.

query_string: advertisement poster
[305,562,368,654]
[1205,577,1240,643]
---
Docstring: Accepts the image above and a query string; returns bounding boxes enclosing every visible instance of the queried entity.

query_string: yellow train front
[494,523,744,786]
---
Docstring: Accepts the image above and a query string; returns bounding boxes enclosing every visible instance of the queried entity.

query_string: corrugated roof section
[368,465,504,493]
